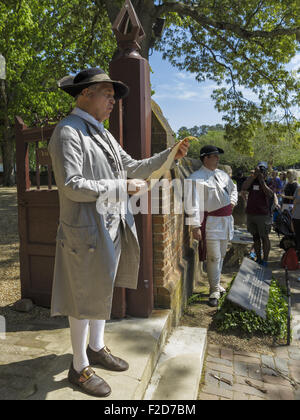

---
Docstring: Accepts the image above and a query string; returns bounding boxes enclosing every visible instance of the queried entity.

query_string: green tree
[177,123,224,139]
[251,123,300,169]
[103,0,299,149]
[183,122,300,172]
[0,0,115,185]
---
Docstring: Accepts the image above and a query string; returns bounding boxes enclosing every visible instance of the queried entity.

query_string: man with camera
[242,162,274,267]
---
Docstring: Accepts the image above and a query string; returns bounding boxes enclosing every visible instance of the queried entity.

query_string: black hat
[200,145,224,158]
[58,68,129,100]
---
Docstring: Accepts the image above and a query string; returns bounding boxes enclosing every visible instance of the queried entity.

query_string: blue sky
[149,51,300,134]
[149,51,224,133]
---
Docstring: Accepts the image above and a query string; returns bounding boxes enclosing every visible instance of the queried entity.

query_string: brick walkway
[199,344,300,400]
[198,232,300,400]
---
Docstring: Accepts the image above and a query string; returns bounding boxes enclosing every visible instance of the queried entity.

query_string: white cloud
[153,83,198,101]
[153,75,215,102]
[175,72,197,80]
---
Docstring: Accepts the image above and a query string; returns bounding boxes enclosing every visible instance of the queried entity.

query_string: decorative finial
[112,0,145,53]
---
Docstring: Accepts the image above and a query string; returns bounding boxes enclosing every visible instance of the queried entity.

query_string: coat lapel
[104,130,123,169]
[73,114,124,174]
[87,124,116,160]
[85,123,124,174]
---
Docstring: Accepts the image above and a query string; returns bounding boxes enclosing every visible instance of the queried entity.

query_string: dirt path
[0,187,21,307]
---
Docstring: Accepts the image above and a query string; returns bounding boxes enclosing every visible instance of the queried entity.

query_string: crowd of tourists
[232,164,300,271]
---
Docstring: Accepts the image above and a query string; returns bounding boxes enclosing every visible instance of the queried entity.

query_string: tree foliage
[83,0,300,142]
[179,122,300,171]
[0,0,116,123]
[0,0,115,184]
[177,123,224,139]
[154,0,300,150]
[102,0,300,150]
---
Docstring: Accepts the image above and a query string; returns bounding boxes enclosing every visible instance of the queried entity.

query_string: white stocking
[68,316,90,373]
[89,320,106,352]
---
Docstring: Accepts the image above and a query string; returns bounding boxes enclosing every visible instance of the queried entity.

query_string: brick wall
[151,101,200,325]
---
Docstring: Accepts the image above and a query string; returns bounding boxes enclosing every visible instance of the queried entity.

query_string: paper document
[146,140,184,190]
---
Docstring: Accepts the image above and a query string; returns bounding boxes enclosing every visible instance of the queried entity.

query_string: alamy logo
[95,177,205,226]
[0,316,5,340]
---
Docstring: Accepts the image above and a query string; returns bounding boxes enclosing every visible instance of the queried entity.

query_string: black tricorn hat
[58,67,129,100]
[200,145,224,158]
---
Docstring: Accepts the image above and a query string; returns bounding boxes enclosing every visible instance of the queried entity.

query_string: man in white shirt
[188,145,238,307]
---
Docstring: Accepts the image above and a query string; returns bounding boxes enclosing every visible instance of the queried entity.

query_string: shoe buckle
[103,346,111,354]
[80,367,94,382]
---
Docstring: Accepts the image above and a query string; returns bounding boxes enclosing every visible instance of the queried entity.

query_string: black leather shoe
[208,298,219,307]
[68,364,111,398]
[87,346,129,372]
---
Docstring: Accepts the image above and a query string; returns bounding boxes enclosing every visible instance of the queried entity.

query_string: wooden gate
[15,117,59,307]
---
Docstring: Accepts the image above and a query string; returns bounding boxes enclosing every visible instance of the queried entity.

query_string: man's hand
[127,179,148,195]
[253,169,273,198]
[257,173,265,184]
[174,138,190,160]
[192,227,202,241]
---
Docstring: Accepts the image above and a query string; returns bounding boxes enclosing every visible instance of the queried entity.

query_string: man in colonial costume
[188,145,238,307]
[48,67,188,397]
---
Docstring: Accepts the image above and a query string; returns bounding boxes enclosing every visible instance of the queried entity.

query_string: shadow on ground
[0,353,73,400]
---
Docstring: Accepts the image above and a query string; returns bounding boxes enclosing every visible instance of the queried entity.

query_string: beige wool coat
[48,114,172,320]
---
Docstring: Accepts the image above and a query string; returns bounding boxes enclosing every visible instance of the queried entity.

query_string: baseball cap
[258,161,268,169]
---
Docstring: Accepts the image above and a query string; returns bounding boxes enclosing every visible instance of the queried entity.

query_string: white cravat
[71,107,105,133]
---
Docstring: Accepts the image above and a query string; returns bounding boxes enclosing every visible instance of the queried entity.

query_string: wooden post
[109,0,153,317]
[15,117,31,301]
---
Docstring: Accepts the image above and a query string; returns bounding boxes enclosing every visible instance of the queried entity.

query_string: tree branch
[156,1,300,40]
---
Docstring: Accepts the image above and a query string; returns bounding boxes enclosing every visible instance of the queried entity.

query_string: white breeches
[206,239,228,299]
